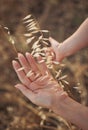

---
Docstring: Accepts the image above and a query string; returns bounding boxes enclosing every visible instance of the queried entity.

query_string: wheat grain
[24,33,32,37]
[17,67,25,71]
[46,61,52,65]
[51,52,55,57]
[73,87,80,90]
[23,19,33,24]
[47,65,53,69]
[4,27,9,30]
[47,56,53,60]
[8,31,10,35]
[58,75,67,80]
[31,30,40,34]
[55,70,62,79]
[43,38,49,40]
[41,47,47,51]
[9,37,15,45]
[23,14,32,20]
[33,53,40,58]
[53,61,60,65]
[45,71,49,76]
[38,75,48,81]
[34,44,41,50]
[59,81,64,88]
[28,26,37,31]
[62,80,69,85]
[31,50,35,55]
[42,41,49,46]
[26,37,35,44]
[38,60,45,64]
[38,53,46,56]
[42,30,49,33]
[60,64,65,67]
[34,73,41,79]
[28,26,38,30]
[34,48,41,53]
[26,22,35,28]
[26,70,34,77]
[38,35,43,40]
[32,40,39,48]
[29,23,37,28]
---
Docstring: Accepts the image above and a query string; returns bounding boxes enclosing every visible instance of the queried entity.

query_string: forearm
[59,18,88,59]
[53,96,88,130]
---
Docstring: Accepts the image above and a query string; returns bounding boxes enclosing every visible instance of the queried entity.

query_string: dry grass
[0,14,87,130]
[0,1,88,130]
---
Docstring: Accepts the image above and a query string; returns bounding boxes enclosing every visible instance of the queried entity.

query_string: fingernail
[61,92,68,99]
[12,60,17,65]
[25,52,30,56]
[52,61,60,65]
[15,85,18,88]
[18,53,22,57]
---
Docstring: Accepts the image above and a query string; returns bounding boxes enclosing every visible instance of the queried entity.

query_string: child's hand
[48,37,65,62]
[12,52,67,109]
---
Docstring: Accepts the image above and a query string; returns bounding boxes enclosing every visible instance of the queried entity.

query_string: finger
[18,53,30,73]
[29,75,51,91]
[25,52,39,74]
[45,47,55,60]
[34,75,50,86]
[18,53,35,81]
[49,37,60,61]
[15,84,34,99]
[12,60,31,88]
[15,84,51,108]
[49,37,63,62]
[49,37,59,50]
[29,82,42,90]
[37,55,49,75]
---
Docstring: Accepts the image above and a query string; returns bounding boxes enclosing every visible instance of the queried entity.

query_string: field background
[0,0,88,130]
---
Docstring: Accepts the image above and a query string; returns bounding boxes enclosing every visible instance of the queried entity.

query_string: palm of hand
[12,52,64,108]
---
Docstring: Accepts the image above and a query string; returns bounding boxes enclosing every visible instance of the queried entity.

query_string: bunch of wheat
[22,14,69,89]
[0,14,83,130]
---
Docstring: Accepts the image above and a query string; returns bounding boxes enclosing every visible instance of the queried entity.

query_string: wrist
[52,94,88,129]
[52,93,79,120]
[56,43,66,62]
[52,91,69,118]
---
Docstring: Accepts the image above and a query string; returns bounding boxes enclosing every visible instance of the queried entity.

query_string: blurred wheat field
[0,0,88,130]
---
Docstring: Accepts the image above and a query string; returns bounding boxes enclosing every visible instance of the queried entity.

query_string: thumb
[49,37,61,62]
[49,37,59,51]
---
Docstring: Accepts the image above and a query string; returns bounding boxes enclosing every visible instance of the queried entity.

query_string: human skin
[12,52,88,130]
[49,18,88,62]
[12,18,88,130]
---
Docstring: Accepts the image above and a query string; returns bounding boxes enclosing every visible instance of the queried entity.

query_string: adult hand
[12,52,67,109]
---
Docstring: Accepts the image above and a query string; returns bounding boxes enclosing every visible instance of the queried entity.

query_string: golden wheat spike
[23,19,34,24]
[24,33,32,37]
[22,14,70,96]
[23,14,32,20]
[26,36,35,44]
